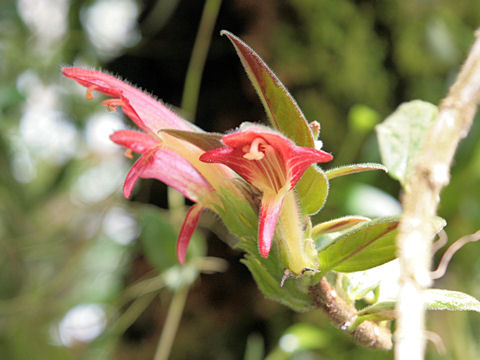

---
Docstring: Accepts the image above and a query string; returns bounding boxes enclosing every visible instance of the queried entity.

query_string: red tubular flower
[63,67,236,264]
[109,129,213,201]
[200,126,333,258]
[62,67,194,133]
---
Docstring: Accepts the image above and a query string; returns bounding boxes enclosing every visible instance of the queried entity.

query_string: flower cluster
[63,67,332,268]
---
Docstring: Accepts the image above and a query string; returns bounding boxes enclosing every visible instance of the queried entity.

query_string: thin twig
[431,229,480,280]
[395,28,480,360]
[154,286,190,360]
[424,330,446,355]
[431,230,448,255]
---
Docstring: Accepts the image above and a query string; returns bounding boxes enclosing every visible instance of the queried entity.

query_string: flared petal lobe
[177,204,204,264]
[110,129,158,154]
[200,128,333,193]
[258,193,284,257]
[121,145,213,201]
[286,146,333,187]
[62,67,193,133]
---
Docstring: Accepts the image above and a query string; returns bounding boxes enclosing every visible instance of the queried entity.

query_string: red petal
[110,129,158,154]
[62,67,193,133]
[287,146,333,188]
[177,204,204,264]
[123,147,156,198]
[258,193,284,258]
[200,146,258,186]
[201,128,333,193]
[123,147,212,200]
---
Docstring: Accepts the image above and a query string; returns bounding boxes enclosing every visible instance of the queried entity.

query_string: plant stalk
[153,286,190,360]
[395,28,480,360]
[181,0,223,121]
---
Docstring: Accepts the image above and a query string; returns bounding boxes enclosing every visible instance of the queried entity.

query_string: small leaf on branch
[355,301,397,325]
[317,216,446,273]
[317,217,400,273]
[356,289,480,317]
[161,129,224,151]
[312,216,370,237]
[326,163,387,180]
[376,100,438,187]
[424,289,480,312]
[295,166,330,215]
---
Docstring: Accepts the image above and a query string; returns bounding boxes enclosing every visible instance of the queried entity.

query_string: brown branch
[309,277,392,350]
[395,29,480,360]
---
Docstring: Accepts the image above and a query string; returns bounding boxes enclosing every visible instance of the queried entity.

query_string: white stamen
[243,138,265,160]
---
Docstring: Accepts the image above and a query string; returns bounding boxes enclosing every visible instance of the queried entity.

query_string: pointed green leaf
[326,163,387,180]
[222,30,314,148]
[356,301,396,326]
[295,166,329,215]
[355,289,480,319]
[376,101,438,187]
[318,217,400,273]
[312,216,370,237]
[424,289,480,312]
[161,129,223,151]
[318,216,446,273]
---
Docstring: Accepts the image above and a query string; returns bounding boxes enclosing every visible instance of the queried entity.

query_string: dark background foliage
[1,0,480,359]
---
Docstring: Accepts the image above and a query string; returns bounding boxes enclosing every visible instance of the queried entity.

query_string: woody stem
[308,277,392,350]
[395,28,480,360]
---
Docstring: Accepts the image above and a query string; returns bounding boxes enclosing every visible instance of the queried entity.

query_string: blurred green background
[1,0,480,359]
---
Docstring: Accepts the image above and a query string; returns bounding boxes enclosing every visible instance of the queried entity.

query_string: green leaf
[295,166,330,215]
[355,289,480,321]
[222,30,314,148]
[161,129,223,151]
[356,301,396,325]
[318,217,400,273]
[312,216,370,237]
[424,289,480,312]
[376,100,438,187]
[326,163,387,180]
[318,216,446,273]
